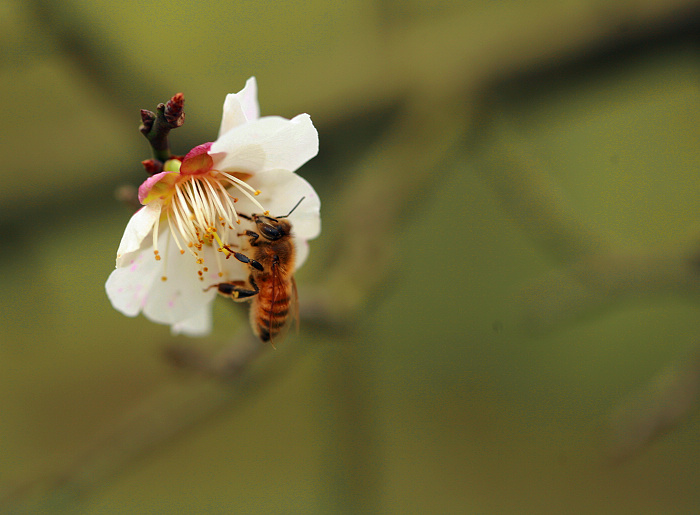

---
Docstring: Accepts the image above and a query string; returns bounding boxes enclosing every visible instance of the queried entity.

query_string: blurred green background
[2,0,700,513]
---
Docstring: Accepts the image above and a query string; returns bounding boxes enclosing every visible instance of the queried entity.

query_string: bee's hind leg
[208,279,259,301]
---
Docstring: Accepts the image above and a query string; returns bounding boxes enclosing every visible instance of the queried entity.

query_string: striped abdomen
[251,277,293,342]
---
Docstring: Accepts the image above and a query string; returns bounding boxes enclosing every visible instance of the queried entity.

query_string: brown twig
[139,93,186,164]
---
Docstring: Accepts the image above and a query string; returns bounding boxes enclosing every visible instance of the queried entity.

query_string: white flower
[106,77,321,336]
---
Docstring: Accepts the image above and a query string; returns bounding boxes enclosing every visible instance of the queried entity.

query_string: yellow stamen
[152,215,161,260]
[150,169,270,282]
[218,172,267,213]
[211,231,233,258]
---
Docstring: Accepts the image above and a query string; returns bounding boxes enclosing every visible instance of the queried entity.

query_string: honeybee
[212,199,304,343]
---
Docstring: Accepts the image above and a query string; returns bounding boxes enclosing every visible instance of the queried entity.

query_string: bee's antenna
[278,197,305,219]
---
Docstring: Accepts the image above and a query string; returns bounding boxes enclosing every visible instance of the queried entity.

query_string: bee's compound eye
[260,224,282,240]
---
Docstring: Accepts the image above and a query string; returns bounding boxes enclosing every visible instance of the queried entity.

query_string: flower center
[153,168,269,281]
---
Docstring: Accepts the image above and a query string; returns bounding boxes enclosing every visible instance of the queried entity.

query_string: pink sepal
[138,171,178,204]
[181,142,214,175]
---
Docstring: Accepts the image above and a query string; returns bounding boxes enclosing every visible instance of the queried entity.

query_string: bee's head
[250,197,303,240]
[252,215,291,241]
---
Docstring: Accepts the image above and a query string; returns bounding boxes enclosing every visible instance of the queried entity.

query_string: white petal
[106,248,161,317]
[246,169,321,241]
[294,237,310,270]
[141,236,217,327]
[115,202,162,267]
[210,114,318,174]
[108,222,250,336]
[218,77,260,138]
[143,228,252,324]
[171,304,213,336]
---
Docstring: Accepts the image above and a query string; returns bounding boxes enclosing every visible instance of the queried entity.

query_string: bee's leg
[223,248,264,271]
[212,279,259,300]
[238,230,259,246]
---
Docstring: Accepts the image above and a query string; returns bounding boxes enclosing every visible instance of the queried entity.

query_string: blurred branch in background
[3,0,700,511]
[1,331,262,512]
[516,249,700,335]
[23,0,169,122]
[470,118,613,264]
[474,77,700,460]
[513,242,700,461]
[608,347,700,463]
[464,2,700,462]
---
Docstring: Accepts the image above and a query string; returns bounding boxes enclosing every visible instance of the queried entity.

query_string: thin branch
[139,93,186,164]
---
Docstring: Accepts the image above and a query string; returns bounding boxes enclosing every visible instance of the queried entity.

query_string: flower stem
[140,93,186,163]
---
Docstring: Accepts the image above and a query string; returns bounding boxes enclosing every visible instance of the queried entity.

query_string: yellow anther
[161,276,167,281]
